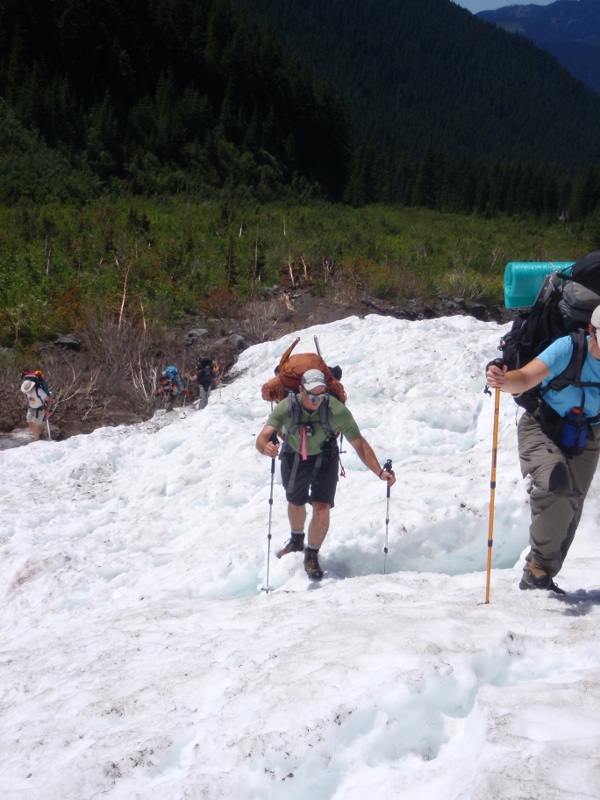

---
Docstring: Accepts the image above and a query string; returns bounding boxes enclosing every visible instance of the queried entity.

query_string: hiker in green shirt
[256,369,395,580]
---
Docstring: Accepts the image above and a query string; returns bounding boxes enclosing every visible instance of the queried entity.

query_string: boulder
[54,334,81,351]
[226,334,246,350]
[184,328,209,346]
[470,303,488,321]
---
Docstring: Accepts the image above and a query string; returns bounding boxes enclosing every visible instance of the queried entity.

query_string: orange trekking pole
[485,384,501,603]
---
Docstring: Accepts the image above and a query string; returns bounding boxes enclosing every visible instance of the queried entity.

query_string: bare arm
[256,424,280,458]
[485,358,550,395]
[348,435,396,486]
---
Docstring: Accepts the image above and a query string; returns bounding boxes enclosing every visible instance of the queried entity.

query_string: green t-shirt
[266,394,361,456]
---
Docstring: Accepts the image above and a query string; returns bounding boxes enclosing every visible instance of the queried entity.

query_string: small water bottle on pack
[560,407,587,453]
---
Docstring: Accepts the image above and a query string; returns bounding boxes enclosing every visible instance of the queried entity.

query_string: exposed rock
[54,334,81,351]
[470,303,488,320]
[184,328,209,345]
[215,334,247,350]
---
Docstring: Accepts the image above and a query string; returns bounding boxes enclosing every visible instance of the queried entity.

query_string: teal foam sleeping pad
[503,261,574,308]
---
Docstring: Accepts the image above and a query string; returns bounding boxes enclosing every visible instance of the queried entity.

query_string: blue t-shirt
[537,335,600,418]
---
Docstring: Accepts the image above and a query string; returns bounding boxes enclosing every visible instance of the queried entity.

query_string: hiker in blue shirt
[155,366,185,412]
[486,305,600,594]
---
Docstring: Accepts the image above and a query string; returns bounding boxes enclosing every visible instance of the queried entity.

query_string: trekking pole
[45,414,52,442]
[483,361,503,603]
[382,458,393,574]
[261,430,279,593]
[484,387,500,603]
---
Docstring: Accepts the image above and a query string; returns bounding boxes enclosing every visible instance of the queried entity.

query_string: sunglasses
[304,389,328,403]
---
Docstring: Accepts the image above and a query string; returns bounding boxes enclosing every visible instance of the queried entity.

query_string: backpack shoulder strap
[287,392,334,439]
[542,329,600,395]
[318,396,334,438]
[288,392,302,434]
[545,331,585,393]
[570,329,589,388]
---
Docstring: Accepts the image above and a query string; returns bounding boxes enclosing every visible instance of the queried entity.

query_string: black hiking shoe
[276,533,305,559]
[304,548,323,581]
[519,562,566,594]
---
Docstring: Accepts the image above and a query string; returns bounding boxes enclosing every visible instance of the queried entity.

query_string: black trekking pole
[382,459,393,574]
[261,430,279,593]
[485,387,500,604]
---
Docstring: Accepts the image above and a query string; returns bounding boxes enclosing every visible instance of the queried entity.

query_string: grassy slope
[0,199,590,348]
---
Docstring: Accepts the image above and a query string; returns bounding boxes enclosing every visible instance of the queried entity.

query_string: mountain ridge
[478,0,600,94]
[232,0,600,169]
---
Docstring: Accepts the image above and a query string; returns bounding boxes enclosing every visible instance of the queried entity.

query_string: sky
[453,0,556,13]
[2,313,600,800]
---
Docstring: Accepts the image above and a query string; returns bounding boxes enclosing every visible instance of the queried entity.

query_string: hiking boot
[519,561,566,594]
[304,548,323,581]
[276,533,305,559]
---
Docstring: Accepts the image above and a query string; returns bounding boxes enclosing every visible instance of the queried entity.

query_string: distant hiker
[256,368,395,581]
[21,368,50,396]
[186,356,220,410]
[21,371,52,441]
[155,365,186,412]
[486,304,600,594]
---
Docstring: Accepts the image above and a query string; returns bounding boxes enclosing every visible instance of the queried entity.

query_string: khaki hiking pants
[518,412,600,577]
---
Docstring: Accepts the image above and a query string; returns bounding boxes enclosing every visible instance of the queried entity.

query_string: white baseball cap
[301,369,327,392]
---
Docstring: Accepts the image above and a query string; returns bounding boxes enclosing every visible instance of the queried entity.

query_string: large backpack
[197,355,217,386]
[498,250,600,413]
[198,355,213,372]
[162,366,184,395]
[21,369,50,396]
[261,337,346,403]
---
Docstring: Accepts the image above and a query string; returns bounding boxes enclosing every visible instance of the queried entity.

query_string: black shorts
[280,448,339,507]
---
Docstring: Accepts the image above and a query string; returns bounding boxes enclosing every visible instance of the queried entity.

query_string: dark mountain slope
[478,0,600,95]
[232,0,600,170]
[0,0,350,200]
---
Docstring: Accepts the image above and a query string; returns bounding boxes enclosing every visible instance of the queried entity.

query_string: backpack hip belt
[536,400,600,426]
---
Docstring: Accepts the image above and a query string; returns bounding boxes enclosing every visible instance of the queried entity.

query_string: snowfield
[1,314,599,800]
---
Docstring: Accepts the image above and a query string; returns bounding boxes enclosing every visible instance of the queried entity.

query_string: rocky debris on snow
[0,290,515,444]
